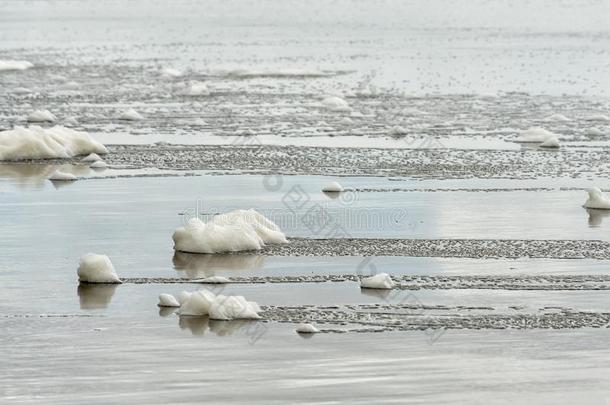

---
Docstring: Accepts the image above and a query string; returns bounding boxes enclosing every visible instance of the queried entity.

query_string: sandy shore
[8,143,608,180]
[256,238,610,259]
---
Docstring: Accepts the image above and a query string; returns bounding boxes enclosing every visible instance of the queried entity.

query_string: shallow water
[2,171,610,403]
[1,174,608,247]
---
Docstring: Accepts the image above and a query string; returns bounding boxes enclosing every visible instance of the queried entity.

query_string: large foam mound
[77,253,121,284]
[172,209,288,254]
[0,60,33,71]
[584,188,610,210]
[178,289,261,320]
[0,126,108,161]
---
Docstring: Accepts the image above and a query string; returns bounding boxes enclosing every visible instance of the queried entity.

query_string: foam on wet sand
[178,289,261,320]
[584,188,610,210]
[27,110,57,123]
[119,108,144,121]
[0,60,33,71]
[296,323,320,334]
[360,273,395,290]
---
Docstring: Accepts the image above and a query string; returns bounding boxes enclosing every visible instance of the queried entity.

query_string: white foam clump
[49,170,77,181]
[0,60,33,71]
[27,110,57,122]
[172,209,288,254]
[13,87,31,94]
[545,113,570,122]
[118,108,144,121]
[389,126,408,136]
[226,68,327,78]
[161,67,182,78]
[0,125,108,161]
[178,291,192,305]
[199,276,231,284]
[178,289,261,320]
[296,323,320,334]
[158,293,180,307]
[360,273,395,290]
[321,96,351,112]
[180,81,210,96]
[585,114,610,122]
[584,188,610,210]
[64,116,79,126]
[322,181,344,192]
[517,127,558,143]
[90,160,108,169]
[81,153,102,163]
[77,253,121,284]
[585,128,604,136]
[539,135,560,149]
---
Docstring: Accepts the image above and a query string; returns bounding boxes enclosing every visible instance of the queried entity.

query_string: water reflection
[50,178,77,190]
[586,208,610,227]
[77,283,118,309]
[360,288,392,300]
[177,315,253,337]
[172,251,265,278]
[323,190,341,200]
[0,163,92,189]
[0,164,56,189]
[179,315,209,336]
[208,319,251,336]
[158,307,177,317]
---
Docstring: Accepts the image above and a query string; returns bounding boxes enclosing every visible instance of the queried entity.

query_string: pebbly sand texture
[11,143,609,180]
[259,238,610,259]
[100,144,610,179]
[260,304,610,333]
[121,274,610,290]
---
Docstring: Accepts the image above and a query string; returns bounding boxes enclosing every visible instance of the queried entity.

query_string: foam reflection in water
[359,287,392,300]
[77,283,118,309]
[586,208,610,227]
[177,315,254,337]
[172,251,265,278]
[0,163,93,189]
[158,307,178,317]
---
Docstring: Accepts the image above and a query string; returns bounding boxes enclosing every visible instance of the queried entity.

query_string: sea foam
[360,273,395,290]
[0,60,33,71]
[77,253,122,284]
[0,126,108,161]
[584,188,610,210]
[172,209,288,254]
[178,289,261,320]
